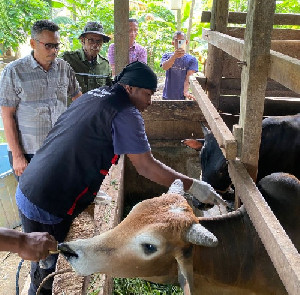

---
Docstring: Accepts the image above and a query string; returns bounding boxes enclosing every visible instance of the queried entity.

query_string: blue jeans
[18,210,73,295]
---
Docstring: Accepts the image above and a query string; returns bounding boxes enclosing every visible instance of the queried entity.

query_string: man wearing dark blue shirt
[16,61,225,294]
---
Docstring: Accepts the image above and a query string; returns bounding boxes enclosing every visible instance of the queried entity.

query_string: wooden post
[114,0,129,75]
[238,0,276,181]
[204,0,229,108]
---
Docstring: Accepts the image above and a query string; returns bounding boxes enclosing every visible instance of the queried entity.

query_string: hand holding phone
[177,39,186,51]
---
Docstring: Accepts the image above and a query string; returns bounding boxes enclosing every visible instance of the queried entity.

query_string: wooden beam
[190,76,237,160]
[228,160,300,295]
[205,0,229,108]
[202,11,300,25]
[202,29,300,94]
[227,27,300,40]
[196,76,300,97]
[269,51,300,94]
[218,95,300,116]
[202,29,244,60]
[114,0,129,75]
[271,40,300,59]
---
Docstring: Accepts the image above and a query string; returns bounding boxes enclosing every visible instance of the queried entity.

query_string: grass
[87,276,183,295]
[113,278,183,295]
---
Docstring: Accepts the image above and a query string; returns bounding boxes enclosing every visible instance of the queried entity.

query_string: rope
[15,258,24,295]
[36,269,71,295]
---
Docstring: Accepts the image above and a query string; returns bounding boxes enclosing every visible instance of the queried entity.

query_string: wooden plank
[143,101,205,140]
[238,0,275,180]
[221,53,242,78]
[204,0,229,108]
[202,29,300,94]
[227,27,300,40]
[114,0,129,75]
[271,40,300,59]
[197,76,300,95]
[0,173,19,228]
[228,160,300,295]
[219,95,300,116]
[190,76,237,160]
[202,11,300,25]
[202,28,244,60]
[269,51,300,94]
[220,40,300,79]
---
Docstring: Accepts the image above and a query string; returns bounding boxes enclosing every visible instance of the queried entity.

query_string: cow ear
[185,223,218,247]
[175,249,194,295]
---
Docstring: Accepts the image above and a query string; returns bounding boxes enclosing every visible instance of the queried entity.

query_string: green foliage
[276,0,300,13]
[0,0,50,51]
[229,0,248,12]
[129,0,176,73]
[52,0,114,56]
[2,0,298,77]
[182,1,191,24]
[113,277,183,295]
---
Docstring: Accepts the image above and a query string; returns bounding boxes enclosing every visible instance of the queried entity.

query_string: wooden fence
[191,1,300,294]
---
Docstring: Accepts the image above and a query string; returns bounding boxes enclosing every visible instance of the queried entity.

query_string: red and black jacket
[19,84,131,219]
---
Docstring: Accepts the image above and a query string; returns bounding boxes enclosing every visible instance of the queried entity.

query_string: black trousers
[19,211,73,295]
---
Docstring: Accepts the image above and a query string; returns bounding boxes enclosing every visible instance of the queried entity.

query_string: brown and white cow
[59,173,299,295]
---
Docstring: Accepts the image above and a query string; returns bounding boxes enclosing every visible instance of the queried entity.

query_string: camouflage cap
[79,22,110,43]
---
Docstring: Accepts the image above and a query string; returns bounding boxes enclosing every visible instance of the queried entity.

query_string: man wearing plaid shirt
[0,20,81,180]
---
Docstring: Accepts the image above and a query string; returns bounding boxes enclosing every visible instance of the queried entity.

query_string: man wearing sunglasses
[0,20,82,180]
[61,21,112,95]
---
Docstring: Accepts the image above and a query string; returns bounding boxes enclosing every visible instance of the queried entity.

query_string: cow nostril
[58,243,79,259]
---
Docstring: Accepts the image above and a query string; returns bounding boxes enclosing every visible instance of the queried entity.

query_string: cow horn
[185,223,218,247]
[168,179,185,196]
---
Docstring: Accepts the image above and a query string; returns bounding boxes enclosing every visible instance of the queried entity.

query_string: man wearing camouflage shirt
[61,22,112,99]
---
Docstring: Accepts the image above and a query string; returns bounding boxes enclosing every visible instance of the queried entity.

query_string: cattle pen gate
[30,1,300,294]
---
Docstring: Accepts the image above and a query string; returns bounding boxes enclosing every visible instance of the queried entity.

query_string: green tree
[129,1,176,73]
[0,0,51,52]
[51,0,114,55]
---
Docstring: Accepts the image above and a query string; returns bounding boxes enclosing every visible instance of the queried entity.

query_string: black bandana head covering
[114,61,157,92]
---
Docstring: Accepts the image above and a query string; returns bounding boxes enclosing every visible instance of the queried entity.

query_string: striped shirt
[0,53,81,154]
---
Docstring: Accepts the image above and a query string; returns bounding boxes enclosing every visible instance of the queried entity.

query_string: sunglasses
[85,38,103,45]
[35,39,61,50]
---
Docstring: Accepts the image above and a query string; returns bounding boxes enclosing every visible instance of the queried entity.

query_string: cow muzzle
[58,243,78,260]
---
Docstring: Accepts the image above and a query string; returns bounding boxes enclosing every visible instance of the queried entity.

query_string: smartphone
[177,40,186,51]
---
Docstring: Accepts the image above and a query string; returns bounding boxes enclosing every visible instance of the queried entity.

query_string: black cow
[183,114,300,193]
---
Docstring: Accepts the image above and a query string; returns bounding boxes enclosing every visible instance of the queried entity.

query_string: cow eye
[141,243,157,255]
